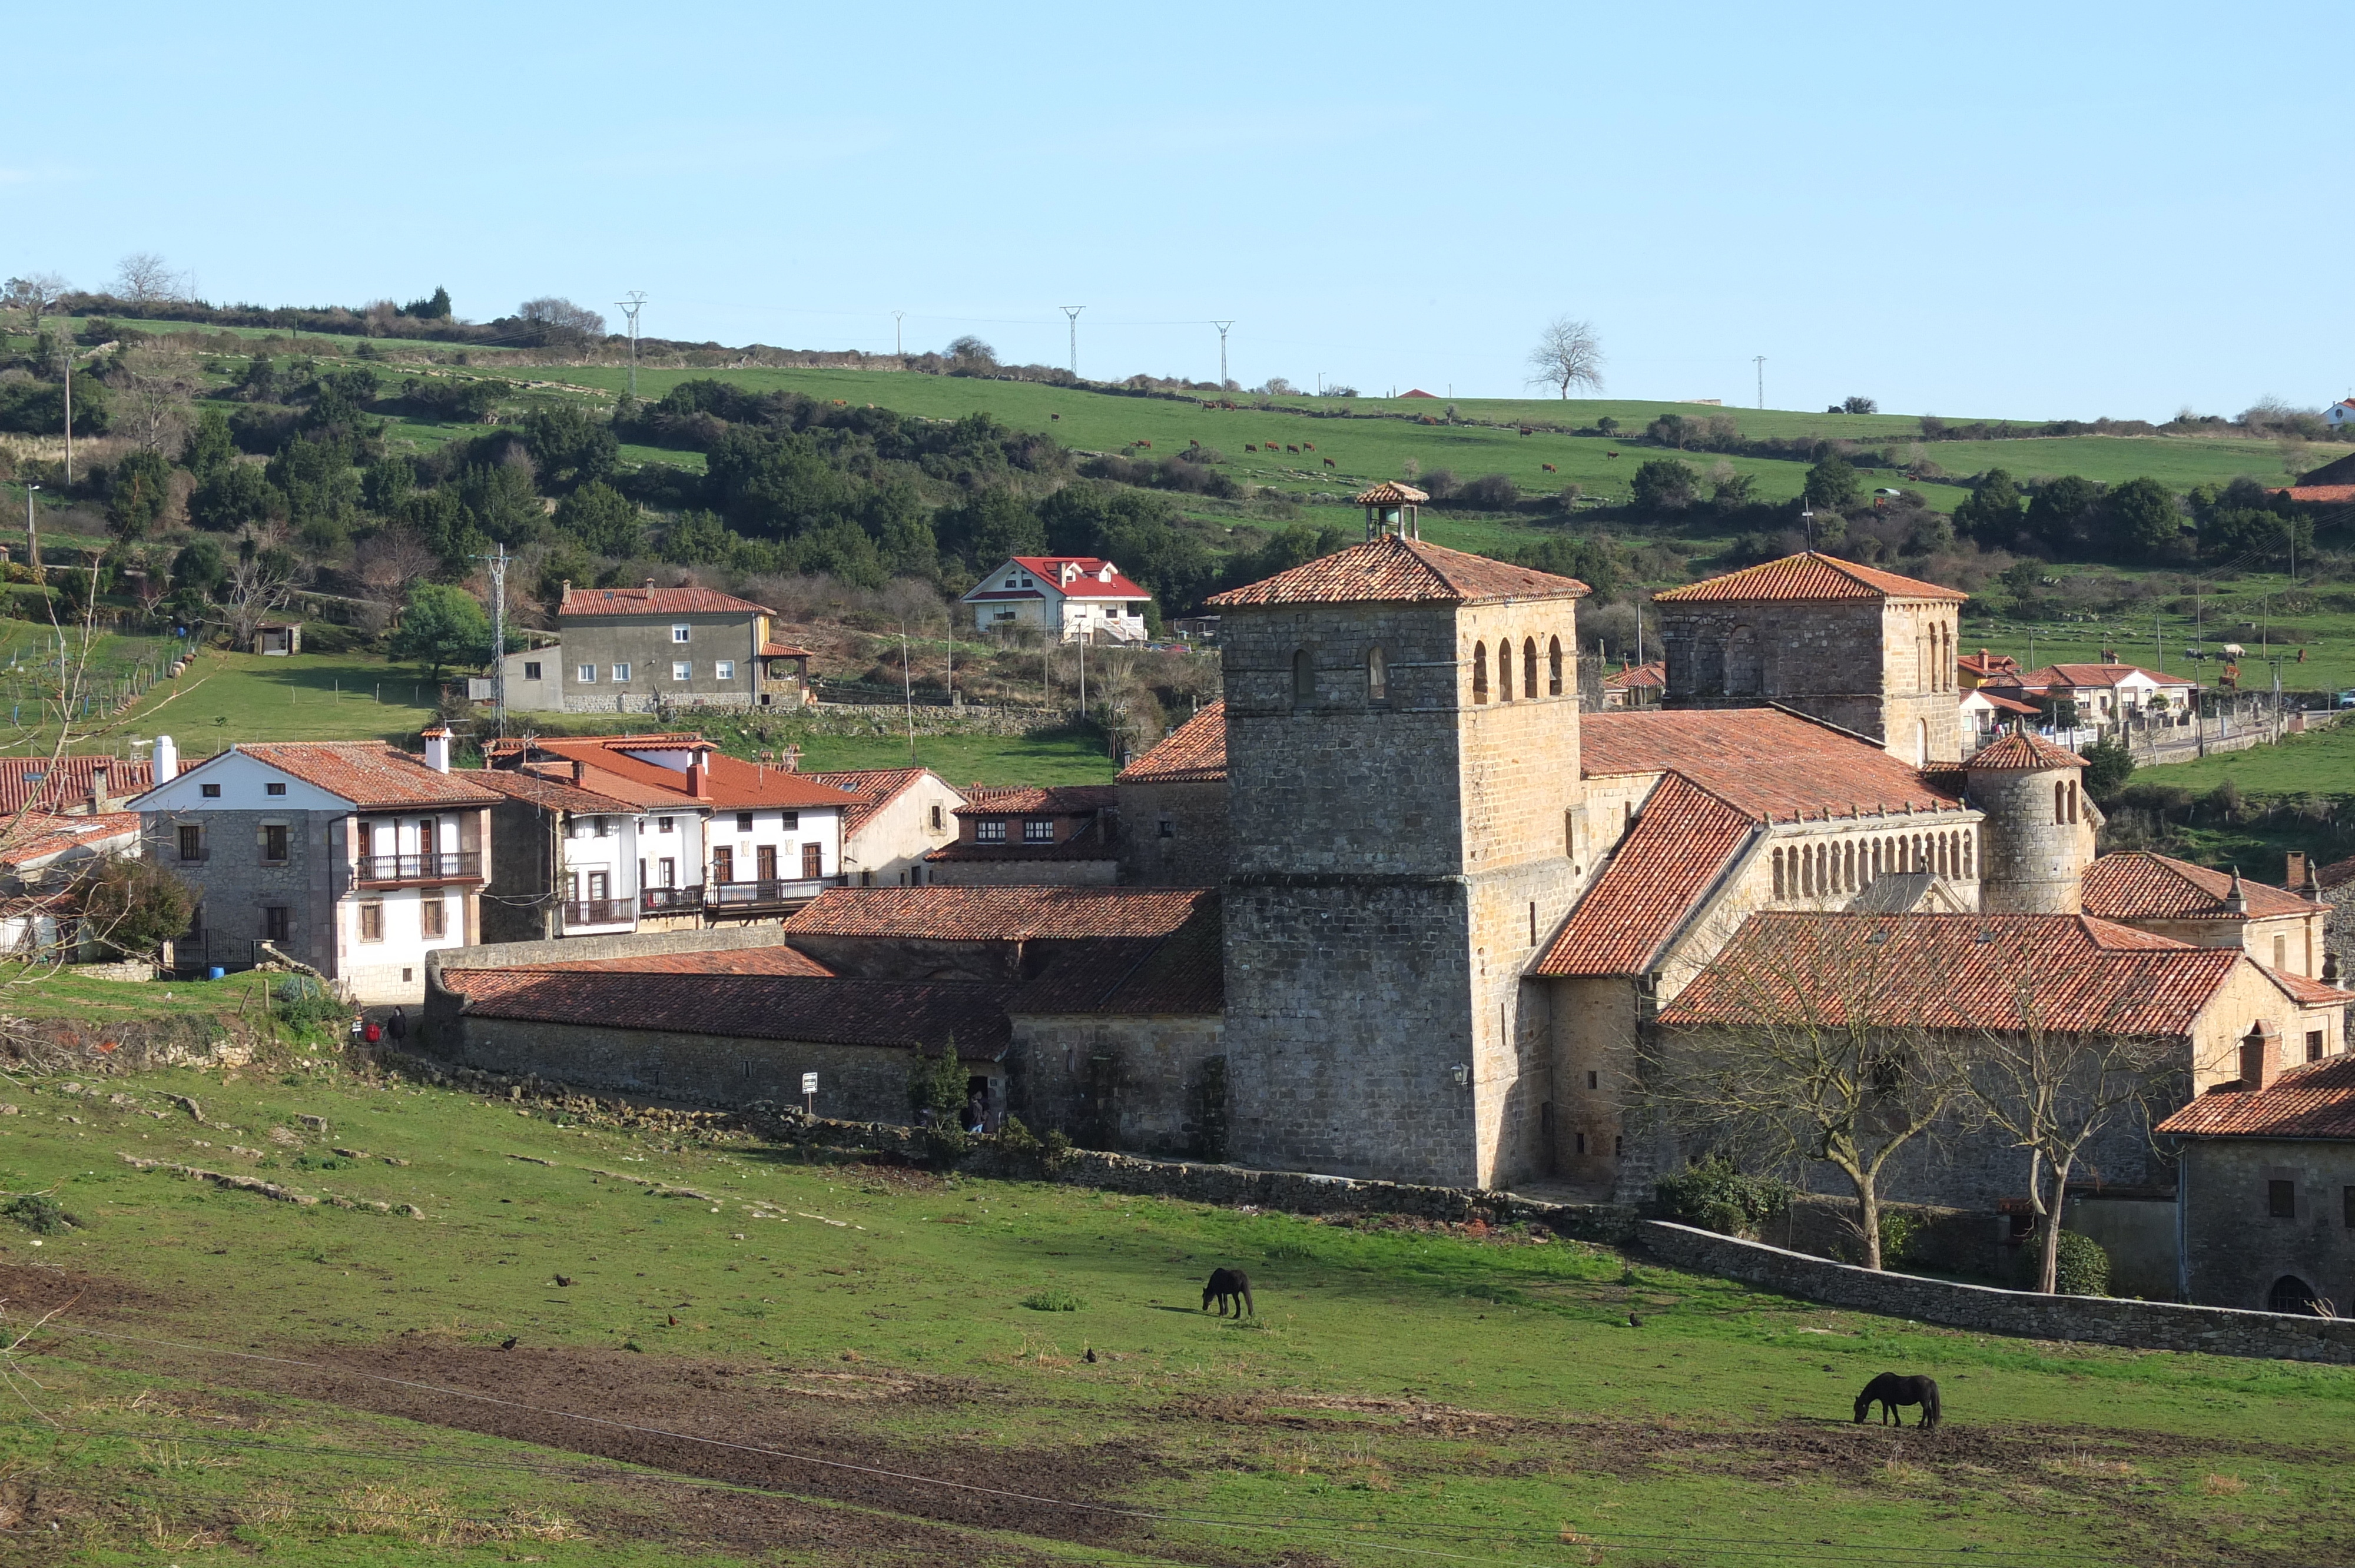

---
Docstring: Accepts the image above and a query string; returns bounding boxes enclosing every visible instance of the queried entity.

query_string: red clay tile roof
[2083,852,2327,922]
[1968,690,2041,716]
[2158,1053,2355,1139]
[1117,702,1226,784]
[963,557,1152,602]
[1658,912,2246,1037]
[2015,662,2194,689]
[1603,660,1665,692]
[228,744,502,809]
[560,584,773,617]
[489,946,836,978]
[1536,775,1758,976]
[1011,904,1225,1016]
[806,768,953,838]
[442,969,1011,1056]
[0,757,153,813]
[2265,967,2354,1007]
[1651,552,1967,604]
[466,768,642,815]
[2278,485,2355,504]
[0,812,139,869]
[761,642,815,658]
[530,738,851,810]
[1352,481,1429,504]
[784,885,1210,942]
[1959,652,2021,677]
[1206,534,1588,608]
[2316,854,2355,893]
[954,785,1116,817]
[1964,732,2086,770]
[926,829,1116,864]
[1581,709,1964,820]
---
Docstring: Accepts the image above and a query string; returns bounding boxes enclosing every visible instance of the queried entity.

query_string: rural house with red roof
[134,729,500,1003]
[497,580,812,715]
[959,556,1152,643]
[924,785,1120,886]
[2160,1048,2355,1313]
[1992,660,2197,722]
[1115,701,1228,886]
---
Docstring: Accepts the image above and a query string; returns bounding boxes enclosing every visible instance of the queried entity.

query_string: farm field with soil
[0,1034,2346,1566]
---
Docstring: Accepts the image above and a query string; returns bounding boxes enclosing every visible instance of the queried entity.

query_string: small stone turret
[1965,728,2092,914]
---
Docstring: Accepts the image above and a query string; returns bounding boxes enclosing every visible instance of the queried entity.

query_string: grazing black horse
[1855,1373,1941,1430]
[1202,1267,1254,1318]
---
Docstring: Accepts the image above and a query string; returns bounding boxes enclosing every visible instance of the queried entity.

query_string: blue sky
[12,3,2345,420]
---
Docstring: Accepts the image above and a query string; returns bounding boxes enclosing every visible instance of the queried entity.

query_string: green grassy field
[0,1037,2349,1566]
[2134,720,2355,794]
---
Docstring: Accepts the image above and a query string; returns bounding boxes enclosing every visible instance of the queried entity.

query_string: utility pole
[21,484,38,574]
[1753,356,1766,410]
[1212,320,1233,389]
[473,544,510,740]
[893,310,905,355]
[616,292,647,397]
[1060,306,1084,377]
[900,622,915,754]
[61,351,72,484]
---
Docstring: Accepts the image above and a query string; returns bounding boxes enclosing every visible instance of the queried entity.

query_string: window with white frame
[577,663,596,683]
[672,624,692,643]
[611,663,631,682]
[715,660,735,680]
[672,660,691,682]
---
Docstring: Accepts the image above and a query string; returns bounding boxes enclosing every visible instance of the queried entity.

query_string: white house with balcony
[131,728,499,1004]
[960,556,1152,643]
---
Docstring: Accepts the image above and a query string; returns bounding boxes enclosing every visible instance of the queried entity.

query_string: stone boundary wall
[1640,1221,2355,1364]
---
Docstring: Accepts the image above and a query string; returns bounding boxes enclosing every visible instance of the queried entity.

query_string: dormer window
[976,818,1007,843]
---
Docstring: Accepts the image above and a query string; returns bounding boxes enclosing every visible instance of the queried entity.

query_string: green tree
[1803,456,1862,511]
[2025,476,2102,557]
[1630,458,1697,514]
[389,582,493,679]
[523,403,619,489]
[907,1037,968,1122]
[554,481,642,556]
[2079,734,2135,803]
[955,489,1046,564]
[2101,477,2182,560]
[458,462,546,544]
[172,536,226,597]
[105,450,173,540]
[1953,468,2022,543]
[183,406,234,480]
[661,510,736,566]
[77,857,195,959]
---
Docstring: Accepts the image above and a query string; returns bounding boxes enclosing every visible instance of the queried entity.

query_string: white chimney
[154,735,177,783]
[421,725,452,774]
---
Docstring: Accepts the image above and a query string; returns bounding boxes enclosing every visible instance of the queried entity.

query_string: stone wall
[2180,1135,2355,1313]
[1008,1013,1225,1155]
[1116,778,1228,887]
[1654,596,1959,762]
[923,857,1119,886]
[1640,1220,2355,1362]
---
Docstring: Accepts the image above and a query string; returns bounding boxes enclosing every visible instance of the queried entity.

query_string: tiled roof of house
[2316,853,2355,893]
[806,768,955,838]
[559,584,774,617]
[1658,912,2248,1037]
[1206,534,1588,608]
[442,969,1012,1057]
[2278,485,2355,504]
[1117,702,1226,784]
[961,557,1152,603]
[1965,690,2041,716]
[2158,1054,2355,1140]
[1959,650,2021,678]
[760,642,815,658]
[0,812,139,870]
[1581,709,1964,820]
[784,885,1210,942]
[1352,481,1429,504]
[486,946,836,978]
[1010,901,1223,1016]
[1603,660,1665,692]
[229,744,502,809]
[1651,552,1967,604]
[0,757,153,813]
[466,768,642,815]
[954,785,1117,816]
[2266,967,2355,1007]
[2082,852,2327,922]
[2016,662,2194,689]
[1536,775,1758,976]
[1964,732,2086,771]
[530,738,851,810]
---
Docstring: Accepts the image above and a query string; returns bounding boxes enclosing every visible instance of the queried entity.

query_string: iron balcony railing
[706,875,843,908]
[639,884,706,914]
[562,898,636,928]
[354,851,483,885]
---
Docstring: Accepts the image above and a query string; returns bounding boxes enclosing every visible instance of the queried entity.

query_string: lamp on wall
[1450,1064,1470,1087]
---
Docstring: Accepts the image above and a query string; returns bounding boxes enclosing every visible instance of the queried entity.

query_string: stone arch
[1916,718,1930,766]
[1523,638,1538,699]
[1548,636,1564,696]
[1726,625,1762,697]
[1292,649,1314,706]
[1472,642,1488,704]
[1845,840,1858,891]
[2055,780,2067,824]
[1366,644,1387,702]
[1773,847,1786,898]
[2270,1274,2324,1315]
[1498,640,1514,700]
[1963,833,1975,879]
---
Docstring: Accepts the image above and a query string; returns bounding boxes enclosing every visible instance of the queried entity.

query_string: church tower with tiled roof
[1650,552,1966,765]
[1204,534,1592,1188]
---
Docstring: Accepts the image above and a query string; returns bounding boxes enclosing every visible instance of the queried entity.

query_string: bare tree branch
[1526,316,1605,400]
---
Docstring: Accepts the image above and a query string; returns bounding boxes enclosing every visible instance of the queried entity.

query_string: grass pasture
[0,1040,2347,1566]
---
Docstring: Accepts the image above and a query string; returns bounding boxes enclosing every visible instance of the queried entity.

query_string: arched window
[1548,636,1564,696]
[1366,645,1387,702]
[1292,649,1314,705]
[1498,640,1514,701]
[2055,781,2067,824]
[1963,834,1975,879]
[1772,848,1786,898]
[2270,1274,2323,1315]
[1471,642,1489,704]
[1524,638,1539,700]
[1800,847,1813,897]
[2069,780,2081,823]
[1915,719,1929,766]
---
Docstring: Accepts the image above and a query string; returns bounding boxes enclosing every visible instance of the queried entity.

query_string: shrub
[1020,1289,1082,1312]
[1878,1209,1927,1266]
[1458,473,1520,509]
[2,1192,79,1234]
[2054,1231,2111,1296]
[1653,1154,1792,1238]
[274,975,349,1035]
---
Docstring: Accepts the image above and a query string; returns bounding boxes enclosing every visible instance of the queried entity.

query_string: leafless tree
[1527,316,1605,400]
[1955,985,2180,1294]
[111,252,183,309]
[516,297,606,349]
[110,343,201,454]
[2,273,71,333]
[223,529,299,646]
[1642,920,1969,1269]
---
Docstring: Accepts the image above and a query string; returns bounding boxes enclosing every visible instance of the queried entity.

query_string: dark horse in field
[1202,1267,1254,1318]
[1855,1373,1941,1429]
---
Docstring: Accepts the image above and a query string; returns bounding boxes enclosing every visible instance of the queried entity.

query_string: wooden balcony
[354,851,485,888]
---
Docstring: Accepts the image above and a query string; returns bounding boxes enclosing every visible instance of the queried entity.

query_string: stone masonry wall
[1641,1220,2355,1363]
[1116,778,1228,887]
[2181,1137,2355,1313]
[1007,1013,1225,1156]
